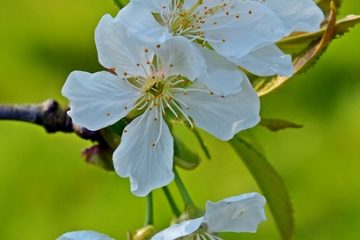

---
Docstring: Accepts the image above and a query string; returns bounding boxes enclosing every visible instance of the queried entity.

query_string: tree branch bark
[0,99,105,143]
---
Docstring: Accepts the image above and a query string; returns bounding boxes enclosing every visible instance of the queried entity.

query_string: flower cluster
[63,0,324,198]
[63,9,261,197]
[60,0,324,239]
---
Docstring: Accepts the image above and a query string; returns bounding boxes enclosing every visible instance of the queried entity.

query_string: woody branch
[0,99,105,143]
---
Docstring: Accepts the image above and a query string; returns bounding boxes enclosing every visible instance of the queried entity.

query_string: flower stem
[174,168,194,207]
[162,186,181,217]
[145,192,154,226]
[192,128,211,159]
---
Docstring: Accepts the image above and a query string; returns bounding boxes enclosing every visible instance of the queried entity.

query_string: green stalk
[192,128,211,159]
[145,192,154,226]
[162,186,181,217]
[174,168,194,207]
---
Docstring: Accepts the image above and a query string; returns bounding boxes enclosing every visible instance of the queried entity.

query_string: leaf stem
[145,192,154,226]
[174,168,194,207]
[162,186,181,217]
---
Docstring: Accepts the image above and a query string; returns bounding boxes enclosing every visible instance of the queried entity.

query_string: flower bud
[128,225,156,240]
[81,144,114,171]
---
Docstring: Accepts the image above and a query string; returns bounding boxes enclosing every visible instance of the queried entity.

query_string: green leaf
[260,118,303,132]
[278,14,360,54]
[333,14,360,35]
[230,134,294,240]
[174,137,201,170]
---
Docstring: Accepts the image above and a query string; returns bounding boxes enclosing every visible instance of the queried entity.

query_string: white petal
[263,0,325,35]
[151,217,204,240]
[113,108,174,197]
[203,193,267,233]
[157,37,204,81]
[57,230,115,240]
[184,0,198,9]
[231,44,294,77]
[173,80,260,141]
[196,45,244,96]
[115,1,171,44]
[62,71,140,131]
[187,0,225,9]
[95,14,153,77]
[135,0,171,12]
[204,1,285,59]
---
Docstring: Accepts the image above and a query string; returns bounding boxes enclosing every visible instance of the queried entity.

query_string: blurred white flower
[62,15,260,197]
[152,193,267,240]
[116,0,324,78]
[57,230,115,240]
[56,193,265,240]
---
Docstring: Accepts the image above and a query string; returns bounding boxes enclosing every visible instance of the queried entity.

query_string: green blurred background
[0,1,359,239]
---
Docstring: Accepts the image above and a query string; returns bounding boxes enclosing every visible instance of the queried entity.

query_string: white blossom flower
[116,0,324,78]
[57,230,115,240]
[62,15,260,196]
[152,193,267,240]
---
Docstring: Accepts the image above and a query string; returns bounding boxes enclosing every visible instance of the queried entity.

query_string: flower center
[129,66,194,127]
[158,0,235,43]
[170,0,203,32]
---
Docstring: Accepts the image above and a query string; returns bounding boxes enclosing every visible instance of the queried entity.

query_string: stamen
[159,98,166,114]
[204,233,223,240]
[171,79,186,86]
[171,95,190,109]
[135,96,148,111]
[122,76,142,91]
[169,97,193,128]
[163,95,179,118]
[172,87,211,94]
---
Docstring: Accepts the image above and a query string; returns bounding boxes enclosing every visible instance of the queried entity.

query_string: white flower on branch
[57,193,266,240]
[152,192,267,240]
[62,16,260,196]
[116,0,324,78]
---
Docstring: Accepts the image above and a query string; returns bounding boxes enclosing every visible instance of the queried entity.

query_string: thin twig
[0,99,105,143]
